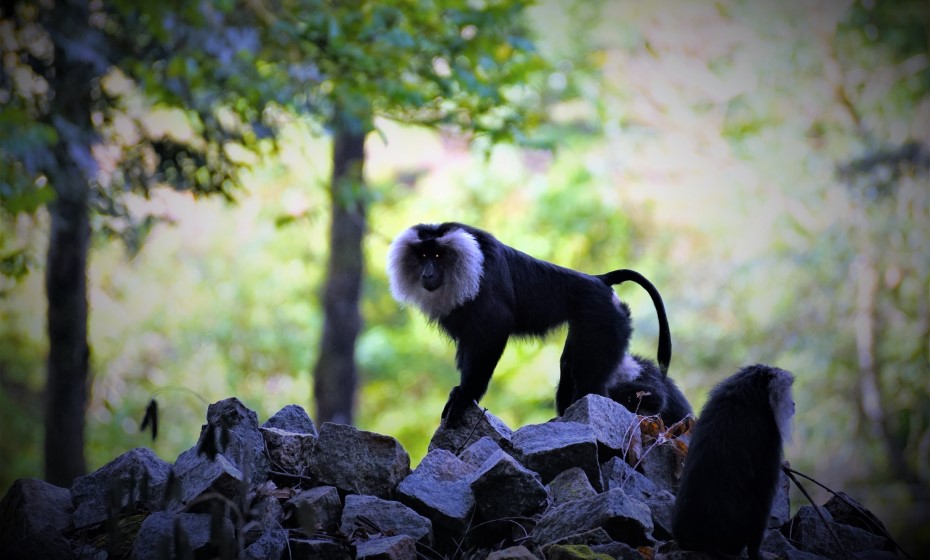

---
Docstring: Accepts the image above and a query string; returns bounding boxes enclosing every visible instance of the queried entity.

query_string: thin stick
[782,466,854,560]
[453,407,489,455]
[784,466,912,559]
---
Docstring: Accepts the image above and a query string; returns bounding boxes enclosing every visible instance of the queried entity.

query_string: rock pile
[0,395,898,559]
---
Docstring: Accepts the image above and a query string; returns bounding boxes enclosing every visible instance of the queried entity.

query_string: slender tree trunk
[312,113,367,425]
[852,232,918,488]
[44,181,91,486]
[42,0,98,486]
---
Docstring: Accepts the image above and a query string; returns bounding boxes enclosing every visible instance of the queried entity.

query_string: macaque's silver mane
[387,226,485,319]
[769,367,795,445]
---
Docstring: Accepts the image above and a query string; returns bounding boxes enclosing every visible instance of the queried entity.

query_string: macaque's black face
[415,241,445,291]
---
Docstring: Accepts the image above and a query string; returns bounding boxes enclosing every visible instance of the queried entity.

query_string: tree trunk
[852,231,919,488]
[42,0,98,486]
[44,182,91,486]
[312,113,367,425]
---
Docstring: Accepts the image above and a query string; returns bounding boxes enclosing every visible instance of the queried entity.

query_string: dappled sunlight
[1,0,927,551]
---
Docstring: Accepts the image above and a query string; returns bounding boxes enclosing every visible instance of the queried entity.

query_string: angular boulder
[340,494,432,545]
[559,394,641,456]
[131,511,233,560]
[262,404,318,436]
[512,421,601,490]
[71,447,171,529]
[286,486,343,532]
[532,488,653,548]
[428,404,513,455]
[396,449,476,540]
[198,397,270,485]
[0,478,73,547]
[470,450,547,519]
[307,423,410,499]
[547,467,597,506]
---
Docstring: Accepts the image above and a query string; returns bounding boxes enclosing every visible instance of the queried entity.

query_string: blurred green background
[2,0,928,552]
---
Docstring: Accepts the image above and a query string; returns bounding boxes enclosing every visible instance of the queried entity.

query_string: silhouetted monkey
[672,364,795,560]
[387,222,673,423]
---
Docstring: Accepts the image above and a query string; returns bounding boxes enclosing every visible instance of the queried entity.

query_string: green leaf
[1,183,56,215]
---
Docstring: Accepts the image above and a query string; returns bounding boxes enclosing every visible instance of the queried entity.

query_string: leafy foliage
[2,0,548,250]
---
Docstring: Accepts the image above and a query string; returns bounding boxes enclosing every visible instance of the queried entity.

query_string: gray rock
[249,494,284,540]
[602,456,658,497]
[512,421,601,490]
[288,537,355,559]
[286,486,343,532]
[762,528,799,556]
[262,404,318,436]
[600,458,674,539]
[458,436,504,468]
[470,450,548,519]
[356,534,418,560]
[486,545,539,559]
[559,394,641,455]
[71,447,171,529]
[638,438,683,494]
[308,423,411,499]
[823,492,890,540]
[532,488,653,548]
[795,504,834,522]
[782,509,892,559]
[642,489,675,540]
[769,467,791,528]
[547,467,597,506]
[0,478,73,548]
[243,530,288,560]
[1,524,73,559]
[783,550,831,560]
[198,397,270,485]
[130,511,233,560]
[396,448,476,539]
[548,527,614,547]
[340,494,433,545]
[261,426,316,477]
[172,449,245,507]
[74,544,108,559]
[428,404,513,455]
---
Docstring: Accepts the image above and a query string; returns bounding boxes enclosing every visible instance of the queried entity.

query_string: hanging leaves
[139,398,159,441]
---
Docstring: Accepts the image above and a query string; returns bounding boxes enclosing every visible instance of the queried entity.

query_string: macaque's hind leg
[556,332,576,415]
[564,317,628,405]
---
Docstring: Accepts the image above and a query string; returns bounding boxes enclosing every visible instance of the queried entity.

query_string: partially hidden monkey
[604,353,693,425]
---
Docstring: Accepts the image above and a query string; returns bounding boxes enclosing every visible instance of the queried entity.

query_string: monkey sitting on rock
[672,364,795,560]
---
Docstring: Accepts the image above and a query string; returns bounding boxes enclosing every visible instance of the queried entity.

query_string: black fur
[606,355,692,425]
[558,268,688,421]
[387,222,671,423]
[671,364,795,560]
[598,268,672,373]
